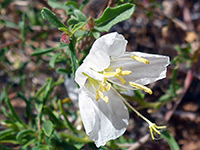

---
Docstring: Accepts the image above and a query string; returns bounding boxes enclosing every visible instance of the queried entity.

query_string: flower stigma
[149,123,166,140]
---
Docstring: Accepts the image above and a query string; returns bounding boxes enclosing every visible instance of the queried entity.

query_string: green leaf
[65,1,79,15]
[32,145,49,150]
[43,78,53,100]
[74,9,87,22]
[0,129,15,141]
[42,120,54,137]
[80,0,90,10]
[158,94,172,102]
[68,37,79,77]
[41,7,67,28]
[92,31,100,39]
[58,100,76,132]
[58,27,69,32]
[67,17,79,26]
[49,52,61,68]
[161,130,180,150]
[95,3,135,32]
[47,0,69,10]
[16,129,35,142]
[56,67,70,75]
[31,47,59,56]
[44,107,64,128]
[17,92,31,118]
[19,13,26,42]
[71,22,86,34]
[4,88,26,127]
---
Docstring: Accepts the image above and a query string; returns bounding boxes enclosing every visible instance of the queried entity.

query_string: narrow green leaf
[47,0,68,10]
[41,7,67,28]
[42,120,54,137]
[71,22,86,34]
[19,13,26,42]
[58,27,69,32]
[4,88,27,127]
[44,107,64,128]
[0,129,15,141]
[65,1,79,15]
[95,3,135,32]
[53,78,65,87]
[56,67,70,74]
[31,47,59,56]
[32,145,49,150]
[74,9,87,22]
[16,129,35,142]
[58,100,76,132]
[161,130,180,150]
[80,0,90,10]
[43,78,53,100]
[17,92,32,118]
[49,52,61,68]
[67,17,79,26]
[68,37,79,77]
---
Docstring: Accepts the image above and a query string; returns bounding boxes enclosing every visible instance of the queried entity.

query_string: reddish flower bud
[61,33,70,44]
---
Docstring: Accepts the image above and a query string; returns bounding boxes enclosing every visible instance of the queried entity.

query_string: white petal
[79,86,129,147]
[83,49,110,71]
[109,52,170,88]
[64,74,79,103]
[75,63,103,88]
[92,32,127,58]
[83,32,127,71]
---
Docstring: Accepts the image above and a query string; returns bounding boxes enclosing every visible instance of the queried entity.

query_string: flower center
[96,78,111,103]
[83,54,153,103]
[103,66,132,84]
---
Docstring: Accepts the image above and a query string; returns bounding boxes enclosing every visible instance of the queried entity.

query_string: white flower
[75,32,170,147]
[64,74,78,103]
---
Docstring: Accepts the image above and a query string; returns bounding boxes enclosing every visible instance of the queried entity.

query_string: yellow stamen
[106,83,111,91]
[116,76,127,84]
[61,97,71,104]
[96,90,109,103]
[129,82,152,94]
[121,71,132,76]
[104,67,132,85]
[131,54,149,64]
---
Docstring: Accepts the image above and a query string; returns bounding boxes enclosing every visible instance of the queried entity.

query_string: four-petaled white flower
[75,32,170,147]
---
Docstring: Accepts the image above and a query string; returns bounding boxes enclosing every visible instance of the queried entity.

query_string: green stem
[60,132,92,143]
[68,36,79,78]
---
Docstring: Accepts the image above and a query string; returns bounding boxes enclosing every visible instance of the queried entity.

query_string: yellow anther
[96,90,109,103]
[105,67,113,72]
[116,76,127,84]
[104,67,132,85]
[106,83,111,91]
[129,82,152,94]
[116,66,122,74]
[121,71,132,76]
[131,55,149,64]
[61,97,71,104]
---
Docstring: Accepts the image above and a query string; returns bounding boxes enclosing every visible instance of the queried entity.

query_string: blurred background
[0,0,200,149]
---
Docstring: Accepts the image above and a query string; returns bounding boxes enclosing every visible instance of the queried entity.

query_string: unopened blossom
[75,32,170,147]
